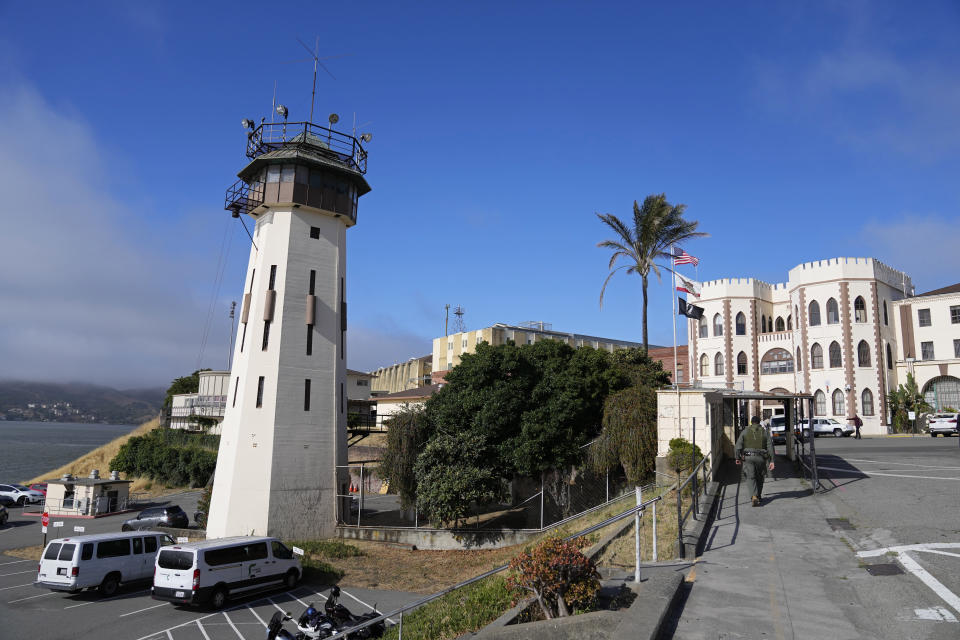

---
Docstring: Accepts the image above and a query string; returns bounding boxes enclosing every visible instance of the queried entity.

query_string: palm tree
[597,194,707,352]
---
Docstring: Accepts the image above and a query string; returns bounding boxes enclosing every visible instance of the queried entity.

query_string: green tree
[597,194,707,352]
[588,385,659,484]
[414,432,502,527]
[378,405,430,510]
[163,369,211,408]
[886,373,932,433]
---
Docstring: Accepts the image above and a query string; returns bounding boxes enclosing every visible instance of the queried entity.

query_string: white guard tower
[206,115,370,540]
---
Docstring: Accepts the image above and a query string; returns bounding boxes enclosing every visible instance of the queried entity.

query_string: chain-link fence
[335,461,650,531]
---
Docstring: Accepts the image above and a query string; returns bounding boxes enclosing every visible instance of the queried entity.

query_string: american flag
[672,248,699,266]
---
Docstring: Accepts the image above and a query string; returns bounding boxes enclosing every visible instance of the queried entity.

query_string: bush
[110,428,219,488]
[507,536,600,619]
[666,437,703,475]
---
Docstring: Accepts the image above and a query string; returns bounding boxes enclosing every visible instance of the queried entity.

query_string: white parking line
[342,589,398,625]
[8,591,56,604]
[266,596,286,613]
[818,466,960,481]
[0,570,37,577]
[196,620,212,640]
[166,631,174,640]
[246,605,268,627]
[222,611,245,639]
[858,542,960,557]
[119,602,167,617]
[63,588,150,609]
[0,582,35,591]
[0,559,32,566]
[844,458,960,471]
[897,553,960,616]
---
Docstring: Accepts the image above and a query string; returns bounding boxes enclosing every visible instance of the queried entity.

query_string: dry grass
[7,545,43,561]
[596,488,680,567]
[26,418,159,485]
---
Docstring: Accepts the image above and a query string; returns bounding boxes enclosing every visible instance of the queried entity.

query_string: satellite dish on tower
[328,113,340,126]
[360,133,372,143]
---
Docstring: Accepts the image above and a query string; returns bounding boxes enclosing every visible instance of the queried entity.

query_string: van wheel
[283,569,299,590]
[99,573,120,597]
[210,586,228,610]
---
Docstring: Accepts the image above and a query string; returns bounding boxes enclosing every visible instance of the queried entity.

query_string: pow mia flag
[679,298,704,319]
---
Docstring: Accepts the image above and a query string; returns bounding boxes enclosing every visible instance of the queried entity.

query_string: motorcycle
[296,602,337,639]
[323,586,386,639]
[266,611,300,640]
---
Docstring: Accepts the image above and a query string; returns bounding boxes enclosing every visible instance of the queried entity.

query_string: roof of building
[913,282,960,298]
[47,477,133,486]
[346,369,374,378]
[375,384,442,402]
[490,323,657,348]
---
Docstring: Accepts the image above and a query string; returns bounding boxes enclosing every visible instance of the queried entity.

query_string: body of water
[0,421,141,483]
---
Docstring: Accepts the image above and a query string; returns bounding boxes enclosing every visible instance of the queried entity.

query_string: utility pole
[444,304,450,337]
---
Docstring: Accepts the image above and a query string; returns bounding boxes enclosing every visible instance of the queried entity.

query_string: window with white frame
[714,352,724,376]
[862,389,874,416]
[700,354,709,377]
[462,338,468,348]
[809,301,821,326]
[814,390,826,415]
[951,306,960,324]
[829,341,842,368]
[832,389,845,416]
[883,300,889,325]
[735,312,746,335]
[827,298,839,324]
[811,343,823,369]
[918,308,931,327]
[955,339,960,358]
[737,351,747,375]
[760,348,794,375]
[857,340,871,367]
[921,341,935,360]
[886,343,893,369]
[699,316,708,338]
[854,296,867,323]
[775,316,785,332]
[713,314,723,337]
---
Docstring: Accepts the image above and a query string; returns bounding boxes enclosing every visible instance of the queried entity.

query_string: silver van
[152,536,301,609]
[36,531,175,595]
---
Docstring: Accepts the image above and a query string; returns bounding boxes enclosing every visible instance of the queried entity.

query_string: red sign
[41,512,49,528]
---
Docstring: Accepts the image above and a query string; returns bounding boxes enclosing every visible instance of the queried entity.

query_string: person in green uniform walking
[735,415,775,507]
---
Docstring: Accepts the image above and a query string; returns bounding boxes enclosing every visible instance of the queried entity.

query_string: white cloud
[859,215,960,291]
[0,85,223,388]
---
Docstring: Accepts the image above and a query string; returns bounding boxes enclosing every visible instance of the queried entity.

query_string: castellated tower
[207,118,370,539]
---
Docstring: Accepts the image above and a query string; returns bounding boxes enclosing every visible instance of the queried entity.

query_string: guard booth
[657,387,815,479]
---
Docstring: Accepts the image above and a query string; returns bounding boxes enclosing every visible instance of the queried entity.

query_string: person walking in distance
[735,416,775,507]
[850,413,863,439]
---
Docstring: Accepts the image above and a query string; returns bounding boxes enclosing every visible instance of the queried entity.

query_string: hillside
[0,380,163,425]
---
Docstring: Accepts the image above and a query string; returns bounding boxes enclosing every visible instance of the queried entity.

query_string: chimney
[110,470,120,481]
[89,469,100,479]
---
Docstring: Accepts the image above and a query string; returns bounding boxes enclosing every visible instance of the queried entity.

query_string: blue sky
[1,1,958,388]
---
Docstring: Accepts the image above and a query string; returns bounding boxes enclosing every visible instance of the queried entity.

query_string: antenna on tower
[281,37,351,123]
[444,304,450,337]
[453,305,466,333]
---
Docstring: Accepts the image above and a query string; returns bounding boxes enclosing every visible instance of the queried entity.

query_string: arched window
[796,347,802,371]
[795,305,799,323]
[737,351,748,375]
[857,340,871,367]
[713,313,723,337]
[829,341,842,368]
[827,298,839,324]
[854,296,867,323]
[735,312,746,335]
[809,301,821,326]
[699,316,708,338]
[862,389,875,416]
[811,343,823,369]
[761,348,794,375]
[814,390,826,416]
[832,389,845,416]
[883,300,888,326]
[775,316,784,332]
[886,343,893,369]
[761,315,767,333]
[787,315,792,330]
[922,376,960,412]
[700,354,709,377]
[714,352,724,376]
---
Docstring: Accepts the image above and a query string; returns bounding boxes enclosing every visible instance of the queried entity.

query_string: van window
[157,550,194,571]
[81,543,94,561]
[246,543,268,561]
[205,546,244,566]
[161,535,175,547]
[132,538,143,554]
[144,537,157,553]
[97,539,130,558]
[271,541,293,560]
[58,544,76,561]
[43,544,62,560]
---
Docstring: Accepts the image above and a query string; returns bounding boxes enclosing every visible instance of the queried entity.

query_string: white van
[36,531,176,596]
[152,536,301,609]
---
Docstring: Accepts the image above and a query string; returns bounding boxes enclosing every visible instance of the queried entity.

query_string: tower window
[309,270,316,296]
[306,326,313,356]
[256,376,265,408]
[232,376,239,408]
[304,379,311,411]
[310,227,320,239]
[262,321,270,350]
[268,265,277,290]
[918,308,931,327]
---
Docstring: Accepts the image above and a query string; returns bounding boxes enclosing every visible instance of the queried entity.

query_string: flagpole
[671,245,679,385]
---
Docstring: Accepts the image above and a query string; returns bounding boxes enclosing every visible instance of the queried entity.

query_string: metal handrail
[324,495,663,640]
[246,121,368,174]
[675,451,712,559]
[677,451,711,493]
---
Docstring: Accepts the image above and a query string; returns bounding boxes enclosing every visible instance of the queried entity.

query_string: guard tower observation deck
[224,120,371,223]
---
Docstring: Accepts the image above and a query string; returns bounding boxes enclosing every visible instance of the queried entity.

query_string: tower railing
[246,121,368,174]
[224,178,265,216]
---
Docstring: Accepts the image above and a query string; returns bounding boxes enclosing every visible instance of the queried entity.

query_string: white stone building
[689,257,915,435]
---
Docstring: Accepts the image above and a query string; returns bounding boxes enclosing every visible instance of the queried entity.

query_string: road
[0,492,421,640]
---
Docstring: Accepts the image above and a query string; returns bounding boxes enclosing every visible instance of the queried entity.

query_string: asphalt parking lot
[0,494,420,640]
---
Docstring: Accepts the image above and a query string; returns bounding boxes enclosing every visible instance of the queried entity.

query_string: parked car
[36,531,175,595]
[152,536,301,609]
[122,505,189,531]
[769,416,802,444]
[0,504,7,526]
[29,483,48,495]
[928,413,959,437]
[0,483,45,506]
[0,495,14,507]
[799,418,854,438]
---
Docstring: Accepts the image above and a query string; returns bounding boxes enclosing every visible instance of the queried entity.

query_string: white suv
[0,484,45,506]
[928,413,958,437]
[800,418,854,438]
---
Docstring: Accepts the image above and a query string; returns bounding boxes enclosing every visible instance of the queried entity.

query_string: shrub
[110,428,219,488]
[666,437,702,475]
[506,536,600,619]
